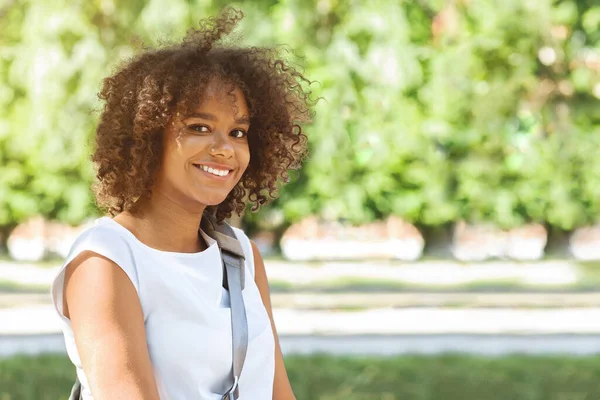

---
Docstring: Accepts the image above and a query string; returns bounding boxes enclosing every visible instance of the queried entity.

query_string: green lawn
[1,353,600,399]
[0,280,50,294]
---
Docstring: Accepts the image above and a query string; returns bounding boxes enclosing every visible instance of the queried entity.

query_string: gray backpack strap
[201,215,248,400]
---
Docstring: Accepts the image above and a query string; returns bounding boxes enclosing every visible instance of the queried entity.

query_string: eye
[231,129,247,139]
[187,124,210,133]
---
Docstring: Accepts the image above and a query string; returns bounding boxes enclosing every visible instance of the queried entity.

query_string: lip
[192,162,235,181]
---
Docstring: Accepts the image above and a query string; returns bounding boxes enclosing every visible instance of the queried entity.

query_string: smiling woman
[49,7,313,400]
[92,11,312,223]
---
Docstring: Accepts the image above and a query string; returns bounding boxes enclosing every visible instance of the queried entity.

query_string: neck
[115,191,208,253]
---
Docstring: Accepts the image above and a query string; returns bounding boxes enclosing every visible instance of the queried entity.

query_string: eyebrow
[187,112,250,125]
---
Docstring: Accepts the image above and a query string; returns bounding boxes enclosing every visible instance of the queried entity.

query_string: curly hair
[92,8,313,222]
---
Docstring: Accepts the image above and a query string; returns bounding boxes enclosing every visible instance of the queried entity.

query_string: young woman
[50,8,312,400]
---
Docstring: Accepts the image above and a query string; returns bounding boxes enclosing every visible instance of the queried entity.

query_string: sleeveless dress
[50,217,275,399]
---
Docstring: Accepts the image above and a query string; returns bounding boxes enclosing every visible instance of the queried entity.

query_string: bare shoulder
[63,251,138,320]
[63,251,160,399]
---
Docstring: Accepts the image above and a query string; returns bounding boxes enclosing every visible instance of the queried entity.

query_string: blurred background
[2,0,600,398]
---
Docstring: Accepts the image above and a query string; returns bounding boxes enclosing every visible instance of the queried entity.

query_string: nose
[209,132,234,159]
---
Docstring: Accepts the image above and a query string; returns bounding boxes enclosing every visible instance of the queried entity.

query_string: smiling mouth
[193,164,233,179]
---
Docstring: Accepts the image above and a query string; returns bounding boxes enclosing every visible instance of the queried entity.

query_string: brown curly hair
[92,8,313,222]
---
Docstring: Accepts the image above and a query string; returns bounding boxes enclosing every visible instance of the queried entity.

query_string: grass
[269,277,600,293]
[0,280,49,294]
[0,255,63,269]
[2,275,600,296]
[2,353,600,399]
[574,262,600,289]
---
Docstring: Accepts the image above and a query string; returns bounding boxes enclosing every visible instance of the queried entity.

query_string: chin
[197,193,230,207]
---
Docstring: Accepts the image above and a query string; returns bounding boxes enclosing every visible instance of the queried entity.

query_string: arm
[251,241,296,400]
[63,251,161,400]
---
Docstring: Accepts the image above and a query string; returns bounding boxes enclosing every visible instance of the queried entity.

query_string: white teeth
[199,165,230,177]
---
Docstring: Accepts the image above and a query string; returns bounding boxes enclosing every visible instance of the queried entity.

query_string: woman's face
[154,80,251,211]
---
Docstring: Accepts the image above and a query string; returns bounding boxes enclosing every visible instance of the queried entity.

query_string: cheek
[161,132,183,162]
[162,148,184,177]
[158,142,194,184]
[238,143,251,171]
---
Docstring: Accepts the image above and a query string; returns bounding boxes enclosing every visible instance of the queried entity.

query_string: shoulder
[52,218,143,322]
[68,218,133,254]
[71,217,136,254]
[61,218,141,291]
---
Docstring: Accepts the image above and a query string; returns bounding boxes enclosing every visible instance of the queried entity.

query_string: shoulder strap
[200,215,248,400]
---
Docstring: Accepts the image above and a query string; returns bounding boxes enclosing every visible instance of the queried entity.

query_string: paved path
[3,305,600,336]
[3,333,600,359]
[280,334,600,356]
[265,260,579,286]
[272,307,600,335]
[1,260,598,358]
[0,262,59,286]
[0,259,580,287]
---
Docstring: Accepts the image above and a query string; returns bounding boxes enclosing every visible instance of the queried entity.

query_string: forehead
[195,79,248,115]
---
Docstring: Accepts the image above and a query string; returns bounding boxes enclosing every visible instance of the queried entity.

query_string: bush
[2,353,600,399]
[2,0,600,239]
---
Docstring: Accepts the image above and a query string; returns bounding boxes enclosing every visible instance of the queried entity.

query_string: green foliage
[1,0,600,235]
[0,0,222,230]
[244,0,600,231]
[0,354,75,400]
[3,353,600,399]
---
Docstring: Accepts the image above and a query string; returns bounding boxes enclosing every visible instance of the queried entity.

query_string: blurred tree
[0,0,219,246]
[1,0,600,247]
